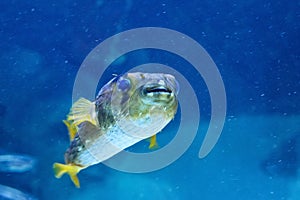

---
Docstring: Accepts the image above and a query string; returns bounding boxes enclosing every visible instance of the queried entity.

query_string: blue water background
[0,0,299,199]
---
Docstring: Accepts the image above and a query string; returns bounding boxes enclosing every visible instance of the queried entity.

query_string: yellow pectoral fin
[148,134,159,149]
[67,98,98,127]
[53,163,83,188]
[63,120,77,141]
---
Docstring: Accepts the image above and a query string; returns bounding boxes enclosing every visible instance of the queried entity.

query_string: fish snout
[141,83,176,105]
[164,74,179,97]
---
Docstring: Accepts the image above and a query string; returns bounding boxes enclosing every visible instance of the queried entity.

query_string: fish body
[53,72,179,187]
[0,184,37,200]
[0,154,36,173]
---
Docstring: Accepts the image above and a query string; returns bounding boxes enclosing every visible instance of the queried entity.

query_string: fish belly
[76,115,171,167]
[76,125,141,166]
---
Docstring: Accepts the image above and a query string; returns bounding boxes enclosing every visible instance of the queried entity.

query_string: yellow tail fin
[53,163,83,188]
[67,98,98,127]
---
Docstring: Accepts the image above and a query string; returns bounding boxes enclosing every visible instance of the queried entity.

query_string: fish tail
[53,162,83,188]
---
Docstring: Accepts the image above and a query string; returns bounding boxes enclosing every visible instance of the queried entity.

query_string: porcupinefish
[53,72,179,187]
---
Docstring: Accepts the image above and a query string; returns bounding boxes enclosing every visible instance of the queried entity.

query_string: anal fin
[149,134,159,149]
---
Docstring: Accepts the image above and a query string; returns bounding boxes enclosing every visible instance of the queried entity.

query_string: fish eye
[117,78,131,92]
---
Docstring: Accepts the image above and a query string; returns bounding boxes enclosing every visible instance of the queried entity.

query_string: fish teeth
[158,80,165,85]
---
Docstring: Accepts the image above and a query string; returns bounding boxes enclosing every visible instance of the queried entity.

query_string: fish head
[139,74,179,106]
[110,72,179,138]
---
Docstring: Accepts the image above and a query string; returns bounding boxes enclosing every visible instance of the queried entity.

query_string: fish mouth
[141,84,175,105]
[144,85,173,95]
